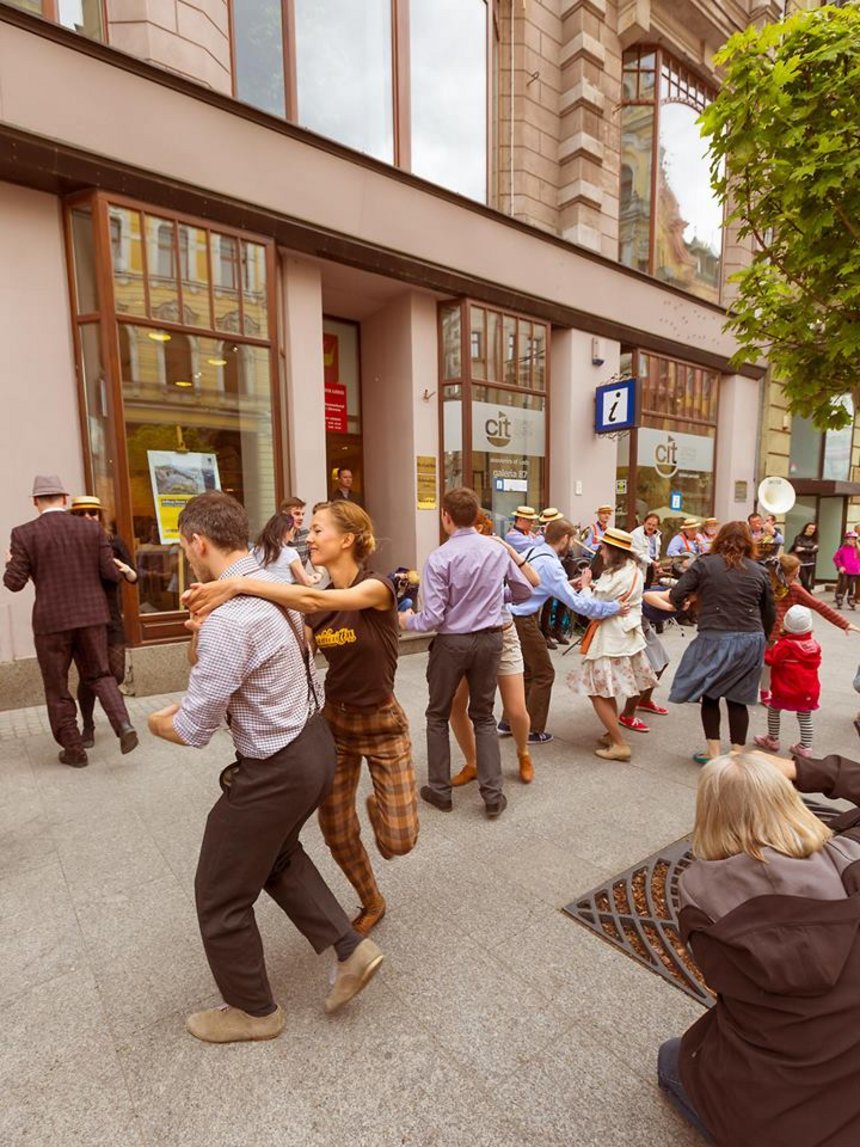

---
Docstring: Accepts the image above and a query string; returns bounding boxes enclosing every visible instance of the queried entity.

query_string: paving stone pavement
[2,607,859,1146]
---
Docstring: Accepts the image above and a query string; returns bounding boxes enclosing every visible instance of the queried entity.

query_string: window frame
[63,190,284,646]
[620,44,722,299]
[437,297,550,536]
[228,0,495,204]
[6,0,108,40]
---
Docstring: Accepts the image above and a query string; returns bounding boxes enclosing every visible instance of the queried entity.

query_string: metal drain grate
[564,800,845,1007]
[564,837,712,1006]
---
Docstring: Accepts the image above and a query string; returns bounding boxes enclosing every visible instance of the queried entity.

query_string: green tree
[701,4,860,428]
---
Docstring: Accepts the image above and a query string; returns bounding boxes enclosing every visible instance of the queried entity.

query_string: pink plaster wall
[0,183,84,663]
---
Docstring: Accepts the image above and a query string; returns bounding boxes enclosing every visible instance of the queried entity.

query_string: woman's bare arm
[183,574,391,618]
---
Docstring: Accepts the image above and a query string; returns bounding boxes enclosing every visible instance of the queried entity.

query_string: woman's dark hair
[254,511,294,568]
[601,542,633,573]
[710,520,755,569]
[792,521,818,546]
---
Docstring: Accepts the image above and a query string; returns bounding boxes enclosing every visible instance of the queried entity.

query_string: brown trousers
[319,698,418,910]
[513,613,555,735]
[77,640,126,728]
[34,625,130,751]
[195,714,353,1016]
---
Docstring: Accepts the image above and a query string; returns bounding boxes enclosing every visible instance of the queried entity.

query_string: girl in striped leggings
[754,605,821,758]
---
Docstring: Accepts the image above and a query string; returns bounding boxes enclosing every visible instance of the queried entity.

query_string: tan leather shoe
[451,764,478,786]
[186,1003,284,1043]
[595,743,631,762]
[325,939,384,1014]
[596,733,611,748]
[518,751,534,784]
[352,898,386,935]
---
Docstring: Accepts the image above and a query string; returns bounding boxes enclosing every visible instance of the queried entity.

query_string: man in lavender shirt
[399,487,532,819]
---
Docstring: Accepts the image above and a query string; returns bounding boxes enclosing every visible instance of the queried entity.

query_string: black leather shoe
[59,748,88,768]
[485,793,508,819]
[544,636,558,650]
[81,726,95,749]
[419,785,452,812]
[119,724,139,755]
[555,633,570,645]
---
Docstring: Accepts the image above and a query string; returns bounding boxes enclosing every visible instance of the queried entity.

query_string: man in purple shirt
[399,487,532,818]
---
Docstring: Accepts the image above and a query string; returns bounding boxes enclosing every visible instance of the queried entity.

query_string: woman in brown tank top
[183,502,417,936]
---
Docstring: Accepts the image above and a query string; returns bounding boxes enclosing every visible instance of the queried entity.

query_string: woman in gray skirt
[645,520,775,764]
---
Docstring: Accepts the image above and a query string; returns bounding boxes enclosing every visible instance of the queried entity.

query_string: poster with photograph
[147,451,221,543]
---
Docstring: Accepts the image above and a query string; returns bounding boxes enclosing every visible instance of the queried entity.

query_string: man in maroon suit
[3,474,138,767]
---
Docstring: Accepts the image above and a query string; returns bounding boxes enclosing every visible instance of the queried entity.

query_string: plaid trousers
[319,697,419,908]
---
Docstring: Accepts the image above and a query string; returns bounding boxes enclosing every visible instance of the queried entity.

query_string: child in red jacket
[754,605,821,757]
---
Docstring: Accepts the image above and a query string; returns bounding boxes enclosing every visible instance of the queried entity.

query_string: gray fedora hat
[32,474,68,497]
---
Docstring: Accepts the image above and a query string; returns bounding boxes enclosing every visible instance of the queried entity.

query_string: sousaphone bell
[757,476,796,517]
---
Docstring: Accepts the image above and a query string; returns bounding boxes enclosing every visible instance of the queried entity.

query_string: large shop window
[440,301,547,534]
[66,195,281,644]
[2,0,106,40]
[616,350,718,532]
[619,47,723,304]
[229,0,493,202]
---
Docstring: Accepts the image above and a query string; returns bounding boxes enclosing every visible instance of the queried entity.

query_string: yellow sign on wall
[416,456,437,510]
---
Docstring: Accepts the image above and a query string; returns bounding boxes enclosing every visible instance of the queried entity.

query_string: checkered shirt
[173,555,323,759]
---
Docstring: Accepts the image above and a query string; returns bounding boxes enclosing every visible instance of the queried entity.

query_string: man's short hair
[747,512,761,524]
[280,495,306,512]
[177,492,249,552]
[544,519,574,546]
[34,494,65,509]
[442,487,480,528]
[336,467,352,479]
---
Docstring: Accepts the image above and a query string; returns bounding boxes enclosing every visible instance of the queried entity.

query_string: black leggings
[700,695,748,746]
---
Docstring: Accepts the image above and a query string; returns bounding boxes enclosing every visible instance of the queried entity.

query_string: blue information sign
[594,378,636,433]
[670,491,682,511]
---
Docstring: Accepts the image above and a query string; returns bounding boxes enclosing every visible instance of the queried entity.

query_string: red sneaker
[636,700,668,716]
[619,715,650,733]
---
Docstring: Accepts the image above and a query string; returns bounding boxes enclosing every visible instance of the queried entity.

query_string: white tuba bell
[757,476,796,516]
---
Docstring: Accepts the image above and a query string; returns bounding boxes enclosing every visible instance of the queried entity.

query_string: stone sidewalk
[2,614,859,1146]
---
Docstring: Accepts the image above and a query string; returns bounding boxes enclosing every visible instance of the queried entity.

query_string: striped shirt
[173,555,322,759]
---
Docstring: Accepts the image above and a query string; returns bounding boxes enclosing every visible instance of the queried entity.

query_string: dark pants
[836,573,857,605]
[78,639,126,728]
[657,1039,715,1144]
[798,563,814,592]
[34,625,130,751]
[425,631,503,804]
[195,714,353,1016]
[513,613,555,734]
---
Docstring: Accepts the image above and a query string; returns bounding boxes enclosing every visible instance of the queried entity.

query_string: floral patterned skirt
[567,650,658,700]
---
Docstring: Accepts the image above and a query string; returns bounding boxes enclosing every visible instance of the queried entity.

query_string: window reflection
[294,0,393,162]
[410,0,487,201]
[57,0,103,39]
[619,48,723,302]
[441,304,462,380]
[471,385,545,535]
[232,0,286,117]
[119,325,276,613]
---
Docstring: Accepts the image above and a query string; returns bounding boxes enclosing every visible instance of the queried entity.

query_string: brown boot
[352,898,386,935]
[518,751,534,784]
[451,763,477,786]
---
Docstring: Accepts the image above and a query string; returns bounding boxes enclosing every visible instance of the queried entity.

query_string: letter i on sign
[604,388,627,426]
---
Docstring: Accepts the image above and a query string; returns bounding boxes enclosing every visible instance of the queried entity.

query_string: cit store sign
[638,427,714,478]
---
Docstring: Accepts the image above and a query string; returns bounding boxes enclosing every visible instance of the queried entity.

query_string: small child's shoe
[789,743,812,759]
[754,734,780,752]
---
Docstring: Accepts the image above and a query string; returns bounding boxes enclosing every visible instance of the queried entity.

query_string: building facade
[0,0,779,696]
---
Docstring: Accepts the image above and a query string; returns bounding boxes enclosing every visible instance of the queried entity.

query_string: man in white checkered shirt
[148,492,384,1043]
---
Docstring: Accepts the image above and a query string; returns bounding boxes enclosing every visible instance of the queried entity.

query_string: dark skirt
[669,630,766,706]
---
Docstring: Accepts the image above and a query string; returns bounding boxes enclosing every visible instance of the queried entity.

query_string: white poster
[637,427,714,478]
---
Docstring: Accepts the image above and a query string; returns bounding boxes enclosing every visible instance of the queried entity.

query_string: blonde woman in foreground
[660,750,860,1146]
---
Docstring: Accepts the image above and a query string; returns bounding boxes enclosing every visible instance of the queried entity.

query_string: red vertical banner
[325,384,347,433]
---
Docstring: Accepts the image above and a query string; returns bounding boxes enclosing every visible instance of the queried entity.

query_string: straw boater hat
[595,504,613,514]
[539,507,564,524]
[513,506,537,521]
[70,495,103,513]
[600,527,634,552]
[702,517,718,526]
[681,518,701,531]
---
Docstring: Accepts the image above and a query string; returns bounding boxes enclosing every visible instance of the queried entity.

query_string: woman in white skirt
[567,527,657,761]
